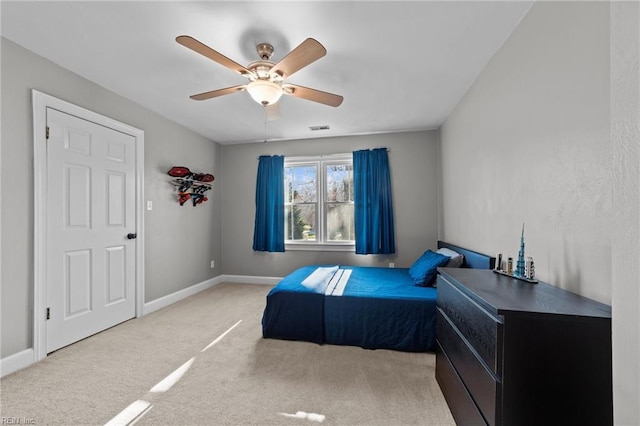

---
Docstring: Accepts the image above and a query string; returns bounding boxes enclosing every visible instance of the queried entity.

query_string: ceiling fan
[176,35,343,119]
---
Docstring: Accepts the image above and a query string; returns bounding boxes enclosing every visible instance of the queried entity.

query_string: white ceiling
[1,1,533,145]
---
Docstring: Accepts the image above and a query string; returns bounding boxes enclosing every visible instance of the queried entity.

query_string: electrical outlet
[210,260,215,269]
[389,263,395,268]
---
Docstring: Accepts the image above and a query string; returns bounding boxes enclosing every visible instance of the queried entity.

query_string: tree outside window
[325,163,354,241]
[284,156,354,246]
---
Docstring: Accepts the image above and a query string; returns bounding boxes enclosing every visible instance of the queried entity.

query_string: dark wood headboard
[437,241,495,270]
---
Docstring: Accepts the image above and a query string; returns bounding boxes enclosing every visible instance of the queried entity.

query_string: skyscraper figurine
[515,223,526,277]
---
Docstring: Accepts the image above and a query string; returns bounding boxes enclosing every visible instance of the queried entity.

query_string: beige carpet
[0,283,455,425]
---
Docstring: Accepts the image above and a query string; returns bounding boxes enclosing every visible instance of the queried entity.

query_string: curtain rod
[257,148,389,160]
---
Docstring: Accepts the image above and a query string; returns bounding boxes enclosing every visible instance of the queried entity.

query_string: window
[284,155,354,248]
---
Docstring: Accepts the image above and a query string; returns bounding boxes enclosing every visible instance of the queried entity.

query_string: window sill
[285,243,355,252]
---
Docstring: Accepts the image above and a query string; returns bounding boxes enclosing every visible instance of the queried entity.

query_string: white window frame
[285,154,354,252]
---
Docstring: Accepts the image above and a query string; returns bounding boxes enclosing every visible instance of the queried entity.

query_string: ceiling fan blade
[190,85,246,101]
[282,84,343,107]
[270,38,327,79]
[176,35,256,78]
[264,103,280,121]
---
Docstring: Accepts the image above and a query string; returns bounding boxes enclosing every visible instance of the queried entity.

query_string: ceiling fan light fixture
[247,80,283,106]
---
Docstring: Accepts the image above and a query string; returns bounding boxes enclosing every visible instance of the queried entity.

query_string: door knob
[127,233,137,240]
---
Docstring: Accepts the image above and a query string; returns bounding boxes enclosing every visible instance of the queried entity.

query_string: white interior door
[46,107,137,353]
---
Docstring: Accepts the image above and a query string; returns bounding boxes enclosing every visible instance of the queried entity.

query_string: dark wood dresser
[435,268,612,426]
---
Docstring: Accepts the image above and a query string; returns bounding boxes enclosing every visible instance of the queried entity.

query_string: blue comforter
[261,265,438,352]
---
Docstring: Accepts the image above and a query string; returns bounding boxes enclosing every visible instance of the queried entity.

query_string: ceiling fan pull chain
[264,118,268,143]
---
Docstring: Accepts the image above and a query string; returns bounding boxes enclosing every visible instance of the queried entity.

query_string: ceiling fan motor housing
[247,60,278,81]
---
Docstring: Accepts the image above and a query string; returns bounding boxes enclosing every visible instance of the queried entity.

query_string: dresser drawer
[437,310,499,425]
[437,274,502,375]
[436,340,488,426]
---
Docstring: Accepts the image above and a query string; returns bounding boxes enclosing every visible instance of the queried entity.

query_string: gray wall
[440,2,640,423]
[610,2,640,424]
[440,1,610,303]
[1,37,222,358]
[221,131,440,277]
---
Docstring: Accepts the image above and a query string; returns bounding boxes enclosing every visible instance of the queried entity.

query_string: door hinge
[46,126,50,140]
[46,307,50,320]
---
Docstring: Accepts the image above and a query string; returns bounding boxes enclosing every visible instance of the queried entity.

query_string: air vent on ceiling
[309,125,330,131]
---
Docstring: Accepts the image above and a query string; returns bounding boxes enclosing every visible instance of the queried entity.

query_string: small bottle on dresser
[525,256,535,279]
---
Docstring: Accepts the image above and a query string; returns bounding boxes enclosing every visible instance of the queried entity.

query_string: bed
[261,241,495,352]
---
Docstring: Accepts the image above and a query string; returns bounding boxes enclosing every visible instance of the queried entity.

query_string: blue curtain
[253,155,285,252]
[353,148,396,254]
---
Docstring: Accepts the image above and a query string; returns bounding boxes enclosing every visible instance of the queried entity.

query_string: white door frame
[32,90,145,361]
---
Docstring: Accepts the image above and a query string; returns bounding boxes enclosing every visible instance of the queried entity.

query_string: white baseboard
[221,274,282,286]
[142,275,225,315]
[0,348,35,378]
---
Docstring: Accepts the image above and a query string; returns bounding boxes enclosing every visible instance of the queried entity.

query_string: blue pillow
[409,250,451,287]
